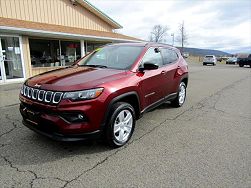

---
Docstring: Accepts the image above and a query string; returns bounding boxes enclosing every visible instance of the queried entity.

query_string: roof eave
[77,0,123,29]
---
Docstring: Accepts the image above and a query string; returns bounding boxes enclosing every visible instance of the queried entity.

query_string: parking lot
[0,62,250,188]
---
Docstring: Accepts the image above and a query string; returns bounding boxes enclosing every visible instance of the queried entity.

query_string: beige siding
[31,67,63,76]
[0,0,113,32]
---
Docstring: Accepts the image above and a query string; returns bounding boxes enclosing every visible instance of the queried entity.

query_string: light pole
[171,33,174,46]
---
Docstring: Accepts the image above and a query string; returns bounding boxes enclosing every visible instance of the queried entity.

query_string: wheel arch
[101,91,141,129]
[181,76,188,87]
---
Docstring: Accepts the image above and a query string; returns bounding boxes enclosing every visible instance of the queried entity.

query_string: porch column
[20,36,32,78]
[80,40,85,57]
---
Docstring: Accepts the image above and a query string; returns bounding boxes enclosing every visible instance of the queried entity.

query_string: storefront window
[29,39,60,67]
[29,38,81,67]
[86,41,109,53]
[60,41,81,66]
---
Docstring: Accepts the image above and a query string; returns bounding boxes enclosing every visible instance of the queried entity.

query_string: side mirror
[139,62,159,72]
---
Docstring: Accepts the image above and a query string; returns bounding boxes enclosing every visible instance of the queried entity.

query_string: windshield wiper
[81,64,107,68]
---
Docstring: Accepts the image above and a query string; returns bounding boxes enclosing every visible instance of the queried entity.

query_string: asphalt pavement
[0,62,250,188]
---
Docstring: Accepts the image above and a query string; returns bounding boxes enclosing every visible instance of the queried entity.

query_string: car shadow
[1,123,113,166]
[156,101,173,110]
[2,102,174,166]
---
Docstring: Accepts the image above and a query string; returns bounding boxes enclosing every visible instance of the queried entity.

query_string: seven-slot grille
[20,85,63,104]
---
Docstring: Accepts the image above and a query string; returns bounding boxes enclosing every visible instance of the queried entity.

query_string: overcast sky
[89,0,251,53]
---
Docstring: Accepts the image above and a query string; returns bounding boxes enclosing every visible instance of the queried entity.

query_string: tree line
[149,21,188,54]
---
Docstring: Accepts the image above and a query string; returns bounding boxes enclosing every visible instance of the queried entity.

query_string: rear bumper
[203,62,215,64]
[22,119,101,141]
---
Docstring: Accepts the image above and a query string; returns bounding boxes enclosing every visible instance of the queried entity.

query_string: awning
[0,17,143,42]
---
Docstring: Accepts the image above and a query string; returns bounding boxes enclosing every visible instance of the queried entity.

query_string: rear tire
[105,102,135,148]
[171,82,187,108]
[239,63,244,67]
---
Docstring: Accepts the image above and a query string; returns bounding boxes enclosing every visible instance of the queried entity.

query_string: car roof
[106,42,175,49]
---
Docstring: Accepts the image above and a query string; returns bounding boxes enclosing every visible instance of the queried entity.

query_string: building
[0,0,140,84]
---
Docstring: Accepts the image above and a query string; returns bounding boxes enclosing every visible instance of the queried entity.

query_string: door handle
[161,71,166,74]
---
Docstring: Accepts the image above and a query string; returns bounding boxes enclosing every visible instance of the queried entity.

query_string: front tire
[105,102,135,148]
[171,82,187,107]
[239,63,244,67]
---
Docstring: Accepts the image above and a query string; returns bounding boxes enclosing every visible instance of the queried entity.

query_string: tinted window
[141,47,163,67]
[161,48,178,64]
[78,45,143,70]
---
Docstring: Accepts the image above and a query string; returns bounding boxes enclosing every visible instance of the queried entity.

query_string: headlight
[63,88,104,101]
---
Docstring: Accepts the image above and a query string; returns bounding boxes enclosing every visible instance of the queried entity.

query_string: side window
[141,47,163,67]
[161,48,179,65]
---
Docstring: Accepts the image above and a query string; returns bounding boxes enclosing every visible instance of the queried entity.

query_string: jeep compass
[19,43,188,147]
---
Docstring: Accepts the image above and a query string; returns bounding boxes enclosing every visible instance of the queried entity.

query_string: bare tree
[176,21,188,54]
[149,25,169,42]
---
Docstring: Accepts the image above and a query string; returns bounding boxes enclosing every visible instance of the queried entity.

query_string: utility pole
[171,33,174,46]
[181,21,184,54]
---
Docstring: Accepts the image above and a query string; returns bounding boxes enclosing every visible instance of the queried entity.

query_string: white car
[203,55,217,66]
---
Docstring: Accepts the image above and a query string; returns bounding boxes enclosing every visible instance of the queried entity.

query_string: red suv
[19,43,188,147]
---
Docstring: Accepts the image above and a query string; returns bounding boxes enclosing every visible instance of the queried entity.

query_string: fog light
[78,114,84,119]
[60,113,87,123]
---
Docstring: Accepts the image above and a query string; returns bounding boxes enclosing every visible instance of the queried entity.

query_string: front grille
[21,85,63,105]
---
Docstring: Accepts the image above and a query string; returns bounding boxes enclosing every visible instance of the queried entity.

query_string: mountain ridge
[177,47,231,56]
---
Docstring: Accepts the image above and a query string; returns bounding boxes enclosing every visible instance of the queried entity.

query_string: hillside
[177,47,231,56]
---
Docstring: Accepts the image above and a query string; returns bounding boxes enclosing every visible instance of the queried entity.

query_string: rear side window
[161,48,179,65]
[142,47,163,67]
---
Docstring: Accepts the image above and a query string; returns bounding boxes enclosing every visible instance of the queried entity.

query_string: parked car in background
[237,54,251,67]
[226,57,237,64]
[183,52,189,58]
[203,55,216,66]
[19,42,189,147]
[221,56,229,61]
[216,57,222,62]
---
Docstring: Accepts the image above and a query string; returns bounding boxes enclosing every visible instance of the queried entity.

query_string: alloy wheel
[113,109,133,143]
[179,83,186,105]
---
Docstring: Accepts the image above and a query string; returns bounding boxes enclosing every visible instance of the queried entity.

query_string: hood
[26,66,128,91]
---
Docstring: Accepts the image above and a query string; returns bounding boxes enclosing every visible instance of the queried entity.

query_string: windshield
[205,55,213,58]
[78,45,144,70]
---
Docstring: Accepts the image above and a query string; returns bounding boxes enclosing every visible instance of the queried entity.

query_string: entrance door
[0,36,24,83]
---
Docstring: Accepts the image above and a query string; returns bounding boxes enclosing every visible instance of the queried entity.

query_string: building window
[29,39,60,67]
[85,41,109,54]
[29,38,81,67]
[60,41,81,66]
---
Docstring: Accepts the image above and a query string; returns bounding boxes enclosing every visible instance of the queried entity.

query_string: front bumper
[19,94,107,141]
[22,119,101,141]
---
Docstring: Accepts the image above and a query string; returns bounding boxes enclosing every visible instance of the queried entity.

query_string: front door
[138,47,165,109]
[0,36,24,83]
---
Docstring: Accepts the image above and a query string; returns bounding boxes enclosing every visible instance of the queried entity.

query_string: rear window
[205,55,213,58]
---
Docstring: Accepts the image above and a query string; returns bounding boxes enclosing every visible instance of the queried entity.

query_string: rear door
[160,48,180,96]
